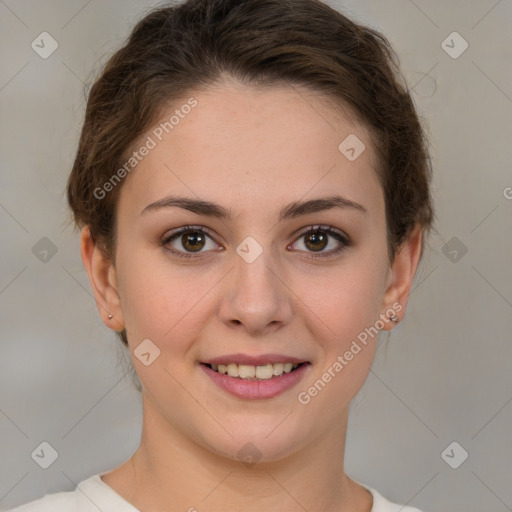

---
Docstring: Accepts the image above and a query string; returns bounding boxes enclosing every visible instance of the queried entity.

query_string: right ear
[80,226,125,331]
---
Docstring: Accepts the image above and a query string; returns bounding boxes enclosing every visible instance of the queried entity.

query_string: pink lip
[203,353,308,366]
[200,362,311,400]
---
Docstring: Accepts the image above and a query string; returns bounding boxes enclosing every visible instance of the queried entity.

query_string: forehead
[117,81,384,220]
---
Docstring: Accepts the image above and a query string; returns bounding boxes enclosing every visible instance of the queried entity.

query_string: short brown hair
[67,0,434,347]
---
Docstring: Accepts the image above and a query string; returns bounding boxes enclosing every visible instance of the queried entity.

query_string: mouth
[201,362,305,380]
[199,356,311,399]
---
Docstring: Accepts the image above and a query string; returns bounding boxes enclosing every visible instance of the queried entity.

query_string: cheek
[291,252,387,401]
[295,256,387,345]
[115,246,215,351]
[293,266,384,412]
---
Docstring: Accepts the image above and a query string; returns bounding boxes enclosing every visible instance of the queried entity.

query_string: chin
[199,417,311,466]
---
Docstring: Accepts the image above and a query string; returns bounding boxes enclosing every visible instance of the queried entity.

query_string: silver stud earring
[389,313,398,324]
[108,314,113,319]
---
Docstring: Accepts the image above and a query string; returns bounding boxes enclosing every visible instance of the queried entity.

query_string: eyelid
[293,224,349,242]
[162,224,216,241]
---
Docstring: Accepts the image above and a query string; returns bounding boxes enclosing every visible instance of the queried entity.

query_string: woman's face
[87,80,419,463]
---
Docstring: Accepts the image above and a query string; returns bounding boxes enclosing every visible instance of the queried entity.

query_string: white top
[8,473,424,512]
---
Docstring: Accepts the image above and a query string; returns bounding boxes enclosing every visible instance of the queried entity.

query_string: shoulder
[361,483,425,512]
[6,473,136,512]
[7,489,77,512]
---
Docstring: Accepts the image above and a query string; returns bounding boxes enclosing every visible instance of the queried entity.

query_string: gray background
[1,1,511,511]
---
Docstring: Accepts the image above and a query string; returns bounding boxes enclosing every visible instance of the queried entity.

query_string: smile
[200,358,311,399]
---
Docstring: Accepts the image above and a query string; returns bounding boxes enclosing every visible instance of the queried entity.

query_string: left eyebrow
[278,195,367,221]
[139,194,367,221]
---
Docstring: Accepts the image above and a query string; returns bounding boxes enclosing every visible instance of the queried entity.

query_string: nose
[218,246,294,337]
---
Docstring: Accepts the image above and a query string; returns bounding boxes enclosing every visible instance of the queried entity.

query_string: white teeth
[209,362,300,380]
[272,363,284,375]
[238,364,256,378]
[227,363,238,377]
[255,364,273,379]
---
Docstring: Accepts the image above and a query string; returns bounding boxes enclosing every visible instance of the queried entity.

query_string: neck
[103,394,372,512]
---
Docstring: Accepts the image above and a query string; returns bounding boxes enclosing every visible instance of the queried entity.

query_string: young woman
[11,0,433,510]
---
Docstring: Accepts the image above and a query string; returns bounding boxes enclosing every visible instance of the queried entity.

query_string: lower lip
[200,363,310,400]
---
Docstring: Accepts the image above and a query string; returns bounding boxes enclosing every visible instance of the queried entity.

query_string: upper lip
[202,353,308,366]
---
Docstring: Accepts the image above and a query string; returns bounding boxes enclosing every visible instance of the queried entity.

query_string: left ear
[380,224,423,330]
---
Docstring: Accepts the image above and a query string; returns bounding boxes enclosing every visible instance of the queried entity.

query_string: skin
[81,77,422,512]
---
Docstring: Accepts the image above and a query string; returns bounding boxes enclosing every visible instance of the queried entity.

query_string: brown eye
[304,230,328,252]
[180,231,206,252]
[161,226,219,259]
[291,225,351,258]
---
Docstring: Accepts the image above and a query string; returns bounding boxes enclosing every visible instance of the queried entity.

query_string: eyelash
[160,224,352,260]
